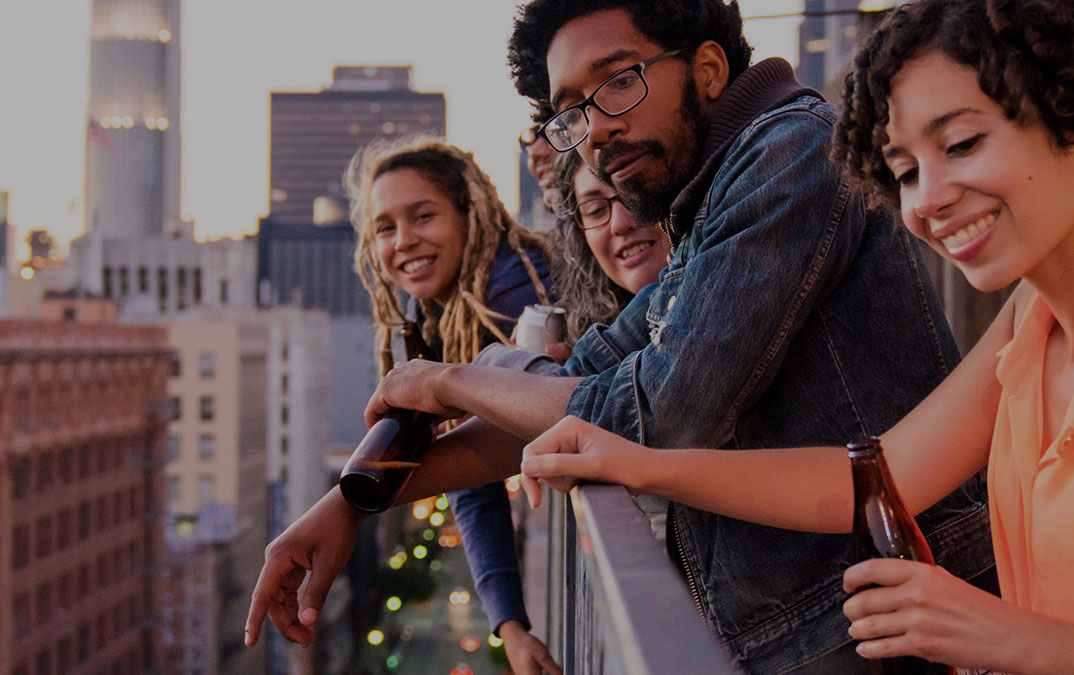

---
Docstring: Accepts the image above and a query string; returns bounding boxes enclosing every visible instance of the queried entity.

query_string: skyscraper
[85,0,181,238]
[269,66,445,224]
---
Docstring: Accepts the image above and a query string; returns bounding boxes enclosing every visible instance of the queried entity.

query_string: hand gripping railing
[546,484,740,674]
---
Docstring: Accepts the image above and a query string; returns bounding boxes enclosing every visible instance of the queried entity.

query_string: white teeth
[940,212,997,253]
[403,258,434,274]
[618,242,652,259]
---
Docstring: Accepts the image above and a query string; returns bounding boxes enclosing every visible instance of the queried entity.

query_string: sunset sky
[0,0,803,260]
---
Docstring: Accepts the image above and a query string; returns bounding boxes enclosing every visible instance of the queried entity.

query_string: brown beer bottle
[339,322,437,513]
[848,437,954,675]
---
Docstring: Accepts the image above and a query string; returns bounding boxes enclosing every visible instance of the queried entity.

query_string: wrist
[623,444,657,495]
[432,363,461,411]
[496,618,528,640]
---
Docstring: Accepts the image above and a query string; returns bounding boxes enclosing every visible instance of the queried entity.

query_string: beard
[595,76,705,224]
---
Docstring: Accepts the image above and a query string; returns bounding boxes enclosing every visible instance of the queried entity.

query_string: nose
[584,105,628,150]
[394,221,420,251]
[911,163,961,221]
[607,199,638,237]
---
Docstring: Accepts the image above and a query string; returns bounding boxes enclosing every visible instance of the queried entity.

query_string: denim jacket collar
[668,58,820,243]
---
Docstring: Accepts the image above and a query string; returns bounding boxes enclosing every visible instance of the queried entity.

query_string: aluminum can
[516,304,567,353]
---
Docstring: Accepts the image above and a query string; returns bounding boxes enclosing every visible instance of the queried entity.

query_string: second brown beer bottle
[339,322,437,513]
[848,437,955,675]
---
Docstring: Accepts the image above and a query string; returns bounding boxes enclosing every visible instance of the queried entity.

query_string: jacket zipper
[670,505,706,619]
[659,214,678,263]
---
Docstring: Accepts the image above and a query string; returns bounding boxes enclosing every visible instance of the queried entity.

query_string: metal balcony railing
[545,484,739,674]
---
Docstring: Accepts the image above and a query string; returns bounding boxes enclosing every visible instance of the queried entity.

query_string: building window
[167,476,180,505]
[193,267,203,304]
[219,278,229,305]
[35,451,54,493]
[12,455,30,500]
[35,515,52,559]
[78,501,91,540]
[166,397,181,420]
[166,435,180,462]
[59,447,74,484]
[35,582,52,625]
[281,405,289,425]
[103,266,113,298]
[12,594,29,637]
[169,352,181,377]
[177,266,187,310]
[58,508,72,550]
[280,435,288,456]
[96,497,108,532]
[58,574,73,610]
[198,434,215,460]
[77,623,90,662]
[119,266,129,295]
[199,396,214,421]
[158,267,168,299]
[34,650,50,675]
[57,637,73,672]
[197,476,214,507]
[79,446,92,478]
[13,524,30,569]
[198,352,215,378]
[137,266,148,292]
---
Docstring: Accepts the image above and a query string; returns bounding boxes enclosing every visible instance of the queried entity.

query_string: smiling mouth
[939,210,998,254]
[401,257,435,274]
[617,241,654,261]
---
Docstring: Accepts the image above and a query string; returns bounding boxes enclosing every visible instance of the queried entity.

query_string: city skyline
[0,0,803,260]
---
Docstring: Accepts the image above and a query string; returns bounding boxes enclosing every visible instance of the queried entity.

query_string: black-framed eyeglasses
[539,48,686,153]
[574,195,625,230]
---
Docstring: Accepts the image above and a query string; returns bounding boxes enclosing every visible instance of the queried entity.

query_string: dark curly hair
[832,0,1074,207]
[507,0,753,106]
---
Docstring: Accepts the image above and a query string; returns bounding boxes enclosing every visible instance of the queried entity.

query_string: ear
[691,40,730,103]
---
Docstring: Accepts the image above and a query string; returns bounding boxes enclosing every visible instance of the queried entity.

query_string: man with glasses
[246,2,995,671]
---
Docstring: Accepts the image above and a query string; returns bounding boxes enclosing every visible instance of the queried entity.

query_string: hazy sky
[0,0,803,260]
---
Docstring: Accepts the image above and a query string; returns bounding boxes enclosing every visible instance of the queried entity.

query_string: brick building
[0,321,170,674]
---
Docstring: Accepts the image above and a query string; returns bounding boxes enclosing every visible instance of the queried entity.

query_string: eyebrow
[882,107,984,160]
[550,48,642,111]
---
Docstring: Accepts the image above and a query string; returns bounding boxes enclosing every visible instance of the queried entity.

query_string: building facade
[0,320,170,675]
[85,0,182,238]
[269,66,445,224]
[163,314,269,674]
[67,228,258,316]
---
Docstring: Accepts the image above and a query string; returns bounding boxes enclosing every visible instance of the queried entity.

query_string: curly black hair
[832,0,1074,207]
[507,0,752,107]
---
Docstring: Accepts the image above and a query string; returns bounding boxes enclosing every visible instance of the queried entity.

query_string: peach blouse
[989,290,1074,621]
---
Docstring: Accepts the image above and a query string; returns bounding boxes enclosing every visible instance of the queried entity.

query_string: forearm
[631,446,854,533]
[397,417,527,504]
[436,365,580,440]
[1010,611,1074,675]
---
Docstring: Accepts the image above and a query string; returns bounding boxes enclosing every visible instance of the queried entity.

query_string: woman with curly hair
[521,1,1074,671]
[346,136,561,673]
[548,150,670,342]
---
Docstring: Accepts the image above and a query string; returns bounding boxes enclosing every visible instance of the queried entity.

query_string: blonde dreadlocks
[346,136,551,375]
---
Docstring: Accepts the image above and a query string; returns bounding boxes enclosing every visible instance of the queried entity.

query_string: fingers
[521,452,601,482]
[522,474,543,508]
[299,562,334,627]
[245,552,292,646]
[534,645,563,674]
[843,557,922,594]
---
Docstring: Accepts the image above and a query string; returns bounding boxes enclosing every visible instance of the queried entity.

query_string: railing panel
[548,483,739,674]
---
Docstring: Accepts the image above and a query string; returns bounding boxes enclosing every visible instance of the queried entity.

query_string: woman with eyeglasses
[548,150,672,342]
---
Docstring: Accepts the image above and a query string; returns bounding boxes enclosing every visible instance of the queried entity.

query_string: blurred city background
[1,1,999,673]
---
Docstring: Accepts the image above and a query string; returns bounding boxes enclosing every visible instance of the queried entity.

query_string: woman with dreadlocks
[522,1,1074,671]
[347,136,560,674]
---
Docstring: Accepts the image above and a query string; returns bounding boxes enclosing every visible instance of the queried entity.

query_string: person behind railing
[349,136,557,669]
[521,1,1074,672]
[245,2,994,671]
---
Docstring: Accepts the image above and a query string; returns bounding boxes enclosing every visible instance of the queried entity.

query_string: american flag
[87,119,114,149]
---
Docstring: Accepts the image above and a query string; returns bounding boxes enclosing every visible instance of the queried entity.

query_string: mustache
[595,139,665,185]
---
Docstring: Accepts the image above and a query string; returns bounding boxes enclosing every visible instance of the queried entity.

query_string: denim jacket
[560,60,993,673]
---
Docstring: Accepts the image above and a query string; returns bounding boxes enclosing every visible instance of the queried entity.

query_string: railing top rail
[570,484,740,674]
